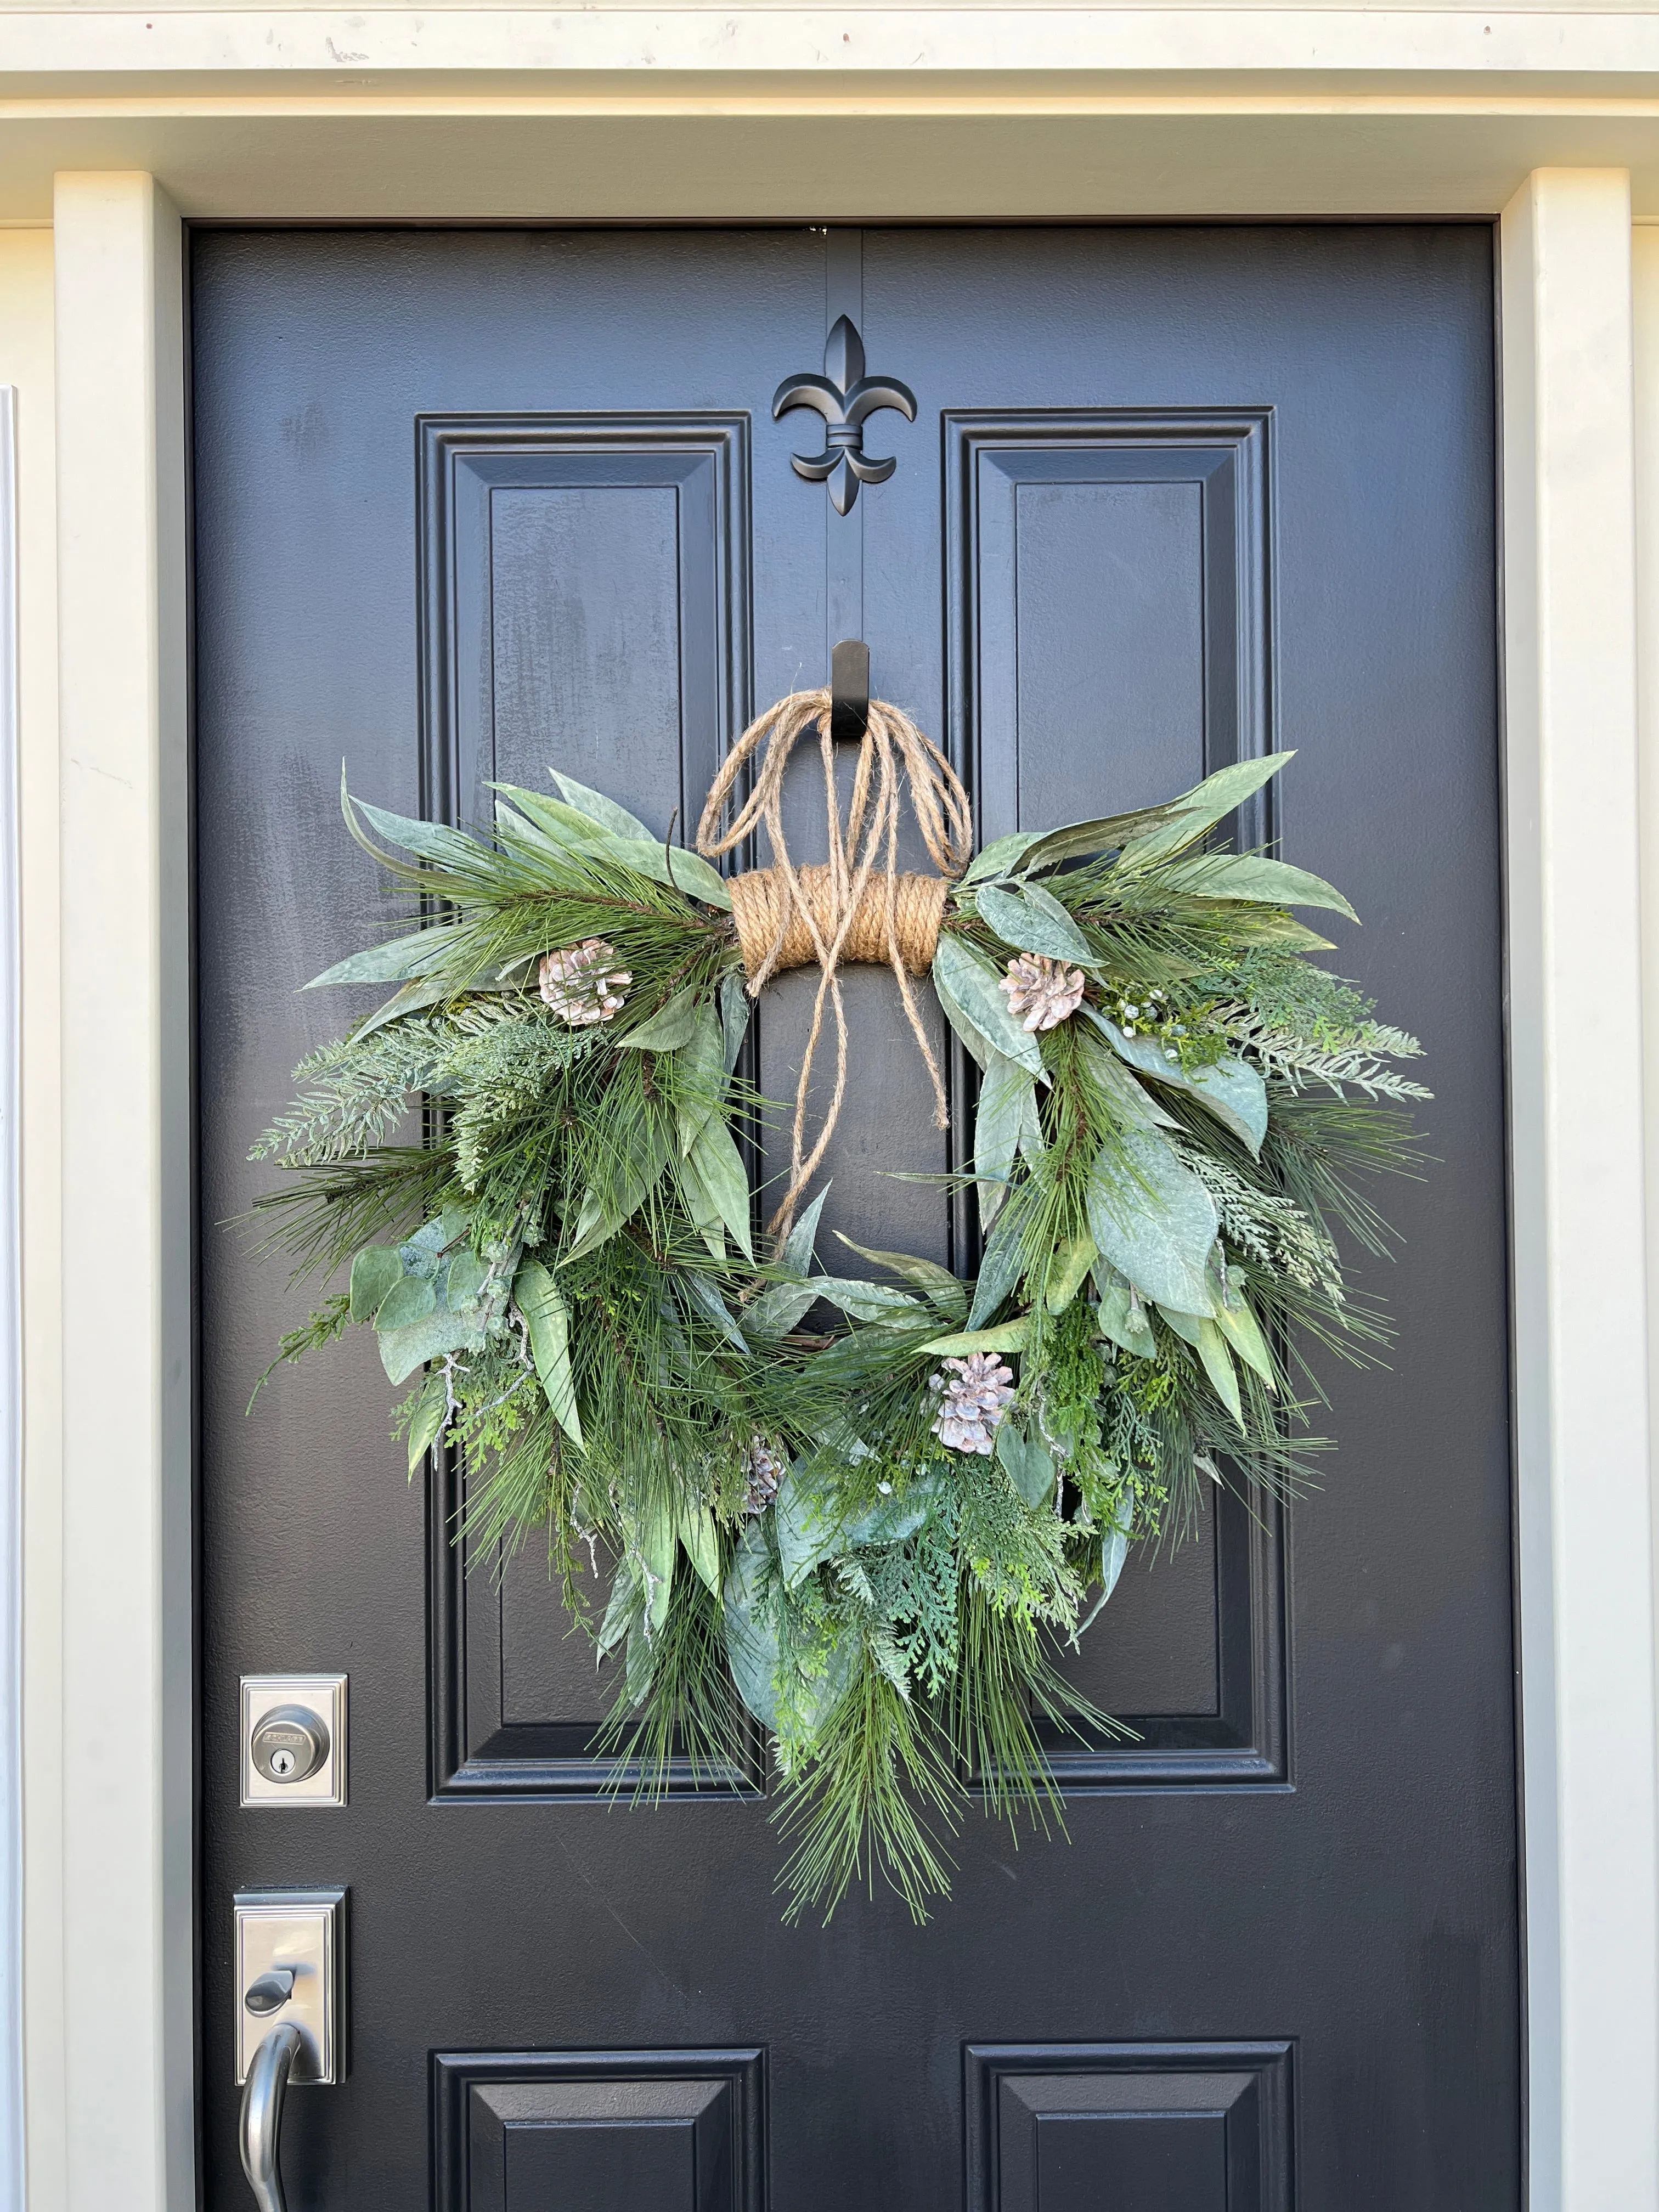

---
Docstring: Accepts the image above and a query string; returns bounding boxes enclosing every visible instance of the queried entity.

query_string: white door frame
[12,109,1659,2210]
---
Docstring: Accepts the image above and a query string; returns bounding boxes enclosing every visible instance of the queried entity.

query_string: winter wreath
[247,689,1428,1921]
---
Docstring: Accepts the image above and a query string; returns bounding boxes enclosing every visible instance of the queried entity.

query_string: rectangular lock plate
[234,1887,348,2085]
[240,1673,347,1807]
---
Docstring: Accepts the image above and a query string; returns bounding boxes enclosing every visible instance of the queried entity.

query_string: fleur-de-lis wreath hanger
[773,314,918,515]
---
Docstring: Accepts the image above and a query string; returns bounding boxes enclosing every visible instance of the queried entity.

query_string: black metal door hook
[830,639,870,741]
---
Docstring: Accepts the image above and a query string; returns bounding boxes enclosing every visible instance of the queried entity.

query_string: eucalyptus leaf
[514,1259,583,1445]
[681,1269,751,1353]
[618,988,704,1053]
[349,1243,404,1324]
[306,922,462,991]
[566,1111,673,1263]
[1110,752,1297,871]
[917,1317,1031,1358]
[996,1423,1057,1510]
[1194,1317,1245,1430]
[678,1502,723,1597]
[599,1554,642,1658]
[675,1005,726,1156]
[1155,850,1358,922]
[548,769,654,843]
[679,1152,727,1265]
[636,1498,677,1635]
[1070,1497,1135,1645]
[351,794,482,873]
[974,881,1093,967]
[1085,1130,1219,1316]
[1046,1228,1097,1315]
[833,1233,969,1322]
[966,1204,1027,1331]
[375,1273,437,1333]
[1092,1260,1156,1359]
[844,1470,940,1548]
[1090,1017,1267,1156]
[405,1370,449,1475]
[720,972,753,1074]
[932,934,1046,1075]
[445,1250,490,1311]
[741,1279,824,1342]
[962,828,1047,884]
[1212,1267,1277,1388]
[1075,1024,1181,1132]
[779,1186,831,1280]
[607,834,735,911]
[723,1524,780,1729]
[376,1304,488,1387]
[973,1052,1037,1232]
[776,1463,849,1588]
[808,1278,929,1326]
[689,1115,754,1264]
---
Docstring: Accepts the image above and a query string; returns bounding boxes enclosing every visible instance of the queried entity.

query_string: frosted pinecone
[929,1352,1017,1455]
[744,1436,785,1515]
[539,938,631,1025]
[1000,951,1086,1033]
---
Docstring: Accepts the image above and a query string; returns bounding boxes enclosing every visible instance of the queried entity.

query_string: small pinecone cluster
[744,1436,785,1515]
[929,1352,1016,1456]
[539,938,632,1026]
[1000,951,1086,1033]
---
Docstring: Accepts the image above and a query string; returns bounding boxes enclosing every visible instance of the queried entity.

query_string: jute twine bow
[696,689,973,1240]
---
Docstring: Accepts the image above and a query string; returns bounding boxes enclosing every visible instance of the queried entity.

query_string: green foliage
[244,749,1425,1923]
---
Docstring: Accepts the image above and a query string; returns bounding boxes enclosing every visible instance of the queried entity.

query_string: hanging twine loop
[696,688,973,1240]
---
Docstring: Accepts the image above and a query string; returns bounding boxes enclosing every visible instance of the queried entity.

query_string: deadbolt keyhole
[250,1705,330,1786]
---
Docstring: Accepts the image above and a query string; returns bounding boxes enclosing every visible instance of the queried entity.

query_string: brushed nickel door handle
[239,2020,302,2212]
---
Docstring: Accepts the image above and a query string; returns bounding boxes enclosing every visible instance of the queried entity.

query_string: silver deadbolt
[250,1705,329,1786]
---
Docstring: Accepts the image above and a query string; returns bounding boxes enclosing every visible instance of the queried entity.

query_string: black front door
[195,224,1517,2210]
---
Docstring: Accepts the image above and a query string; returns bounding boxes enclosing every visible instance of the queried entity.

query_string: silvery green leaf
[808,1277,929,1325]
[348,975,455,1044]
[1155,850,1357,922]
[349,1244,404,1323]
[403,1209,470,1264]
[919,1316,1030,1358]
[1212,1270,1276,1388]
[1075,1023,1180,1132]
[1154,1302,1205,1347]
[636,1498,677,1635]
[724,1525,780,1729]
[375,1273,437,1333]
[681,1269,751,1353]
[305,921,463,990]
[967,1205,1027,1330]
[598,1554,642,1658]
[1110,752,1297,870]
[548,769,653,844]
[1193,1316,1245,1430]
[833,1233,969,1323]
[719,971,752,1074]
[844,1469,940,1547]
[996,1423,1056,1510]
[778,1185,831,1279]
[932,935,1046,1075]
[350,794,482,872]
[962,828,1047,884]
[1092,1260,1156,1359]
[445,1250,490,1311]
[776,1464,847,1588]
[675,1005,726,1156]
[932,959,990,1069]
[690,1115,754,1264]
[566,1113,673,1263]
[973,1051,1037,1232]
[1045,1228,1096,1315]
[740,1279,823,1341]
[514,1259,583,1444]
[376,1304,488,1386]
[1070,1498,1135,1644]
[679,1152,727,1265]
[1085,1130,1219,1316]
[618,988,703,1052]
[678,1502,723,1597]
[1090,1017,1267,1156]
[607,834,734,911]
[974,881,1092,967]
[405,1370,449,1476]
[623,1621,654,1707]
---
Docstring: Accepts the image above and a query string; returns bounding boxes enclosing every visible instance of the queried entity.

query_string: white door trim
[27,163,1658,2211]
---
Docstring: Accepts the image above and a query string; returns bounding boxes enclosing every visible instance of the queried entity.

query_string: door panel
[195,224,1515,2210]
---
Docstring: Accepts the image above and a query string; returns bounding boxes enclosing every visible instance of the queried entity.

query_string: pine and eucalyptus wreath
[247,690,1427,1922]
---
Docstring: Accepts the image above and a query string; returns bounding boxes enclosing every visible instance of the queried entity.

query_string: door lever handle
[240,2019,302,2212]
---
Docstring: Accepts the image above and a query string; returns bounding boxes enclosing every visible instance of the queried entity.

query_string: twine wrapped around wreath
[696,688,973,1239]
